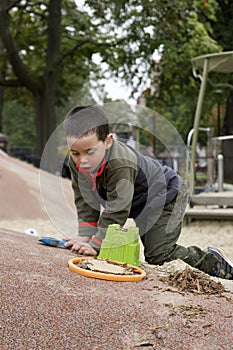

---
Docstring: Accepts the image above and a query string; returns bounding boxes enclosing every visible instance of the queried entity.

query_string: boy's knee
[145,249,172,266]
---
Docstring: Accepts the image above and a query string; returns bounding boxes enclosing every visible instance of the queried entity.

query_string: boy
[64,105,233,279]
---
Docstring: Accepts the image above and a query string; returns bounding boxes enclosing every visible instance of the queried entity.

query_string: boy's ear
[105,134,113,149]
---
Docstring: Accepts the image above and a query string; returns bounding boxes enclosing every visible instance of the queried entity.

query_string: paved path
[1,228,233,350]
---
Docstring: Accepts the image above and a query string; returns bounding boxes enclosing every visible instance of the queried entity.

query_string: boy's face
[67,132,113,172]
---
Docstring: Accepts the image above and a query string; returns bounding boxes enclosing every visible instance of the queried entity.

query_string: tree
[0,0,58,160]
[83,0,233,139]
[0,0,110,166]
[1,0,232,161]
[210,0,233,136]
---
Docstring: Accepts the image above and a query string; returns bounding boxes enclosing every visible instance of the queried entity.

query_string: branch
[6,0,21,12]
[0,0,37,94]
[0,79,23,87]
[59,36,125,66]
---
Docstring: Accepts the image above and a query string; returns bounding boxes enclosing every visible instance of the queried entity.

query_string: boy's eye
[70,149,96,157]
[71,151,79,156]
[87,149,96,156]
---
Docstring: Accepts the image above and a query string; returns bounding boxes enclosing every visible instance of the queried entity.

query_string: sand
[1,152,233,259]
[1,153,233,349]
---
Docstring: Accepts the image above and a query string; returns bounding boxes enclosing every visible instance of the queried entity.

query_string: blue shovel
[39,237,71,249]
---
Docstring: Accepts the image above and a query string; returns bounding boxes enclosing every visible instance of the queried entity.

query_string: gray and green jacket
[69,139,182,252]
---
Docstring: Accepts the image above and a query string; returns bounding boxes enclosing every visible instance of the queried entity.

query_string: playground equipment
[186,127,214,192]
[190,51,233,194]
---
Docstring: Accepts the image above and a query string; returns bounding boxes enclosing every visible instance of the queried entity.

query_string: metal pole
[190,58,209,194]
[217,154,224,192]
[186,127,212,190]
[206,127,214,190]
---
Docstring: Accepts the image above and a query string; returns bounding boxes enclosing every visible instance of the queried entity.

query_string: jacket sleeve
[89,164,137,252]
[69,159,100,238]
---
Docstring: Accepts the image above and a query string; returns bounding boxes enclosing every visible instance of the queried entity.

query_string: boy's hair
[64,105,109,141]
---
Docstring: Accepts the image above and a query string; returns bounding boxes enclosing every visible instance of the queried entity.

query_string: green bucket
[98,224,141,266]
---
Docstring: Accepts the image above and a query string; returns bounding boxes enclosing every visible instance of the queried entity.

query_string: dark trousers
[140,198,218,275]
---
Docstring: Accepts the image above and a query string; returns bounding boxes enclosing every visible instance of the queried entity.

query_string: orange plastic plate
[68,257,146,282]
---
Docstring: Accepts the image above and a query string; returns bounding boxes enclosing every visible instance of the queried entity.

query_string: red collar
[76,156,106,191]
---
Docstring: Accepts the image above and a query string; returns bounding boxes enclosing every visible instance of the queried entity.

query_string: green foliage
[4,0,107,104]
[0,0,114,152]
[210,0,233,50]
[3,100,35,148]
[0,0,232,152]
[84,0,231,142]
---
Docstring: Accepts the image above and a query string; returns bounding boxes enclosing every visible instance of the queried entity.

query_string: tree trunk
[0,83,4,132]
[35,0,61,168]
[222,92,233,182]
[223,93,233,135]
[0,0,62,165]
[35,79,58,173]
[0,42,5,133]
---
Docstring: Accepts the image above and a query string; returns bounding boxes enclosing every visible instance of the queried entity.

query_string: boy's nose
[80,154,88,164]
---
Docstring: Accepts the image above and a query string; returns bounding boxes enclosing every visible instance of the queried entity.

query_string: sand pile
[1,153,233,349]
[0,152,233,258]
[0,152,76,237]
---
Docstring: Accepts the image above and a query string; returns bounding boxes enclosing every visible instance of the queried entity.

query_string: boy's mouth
[81,166,92,172]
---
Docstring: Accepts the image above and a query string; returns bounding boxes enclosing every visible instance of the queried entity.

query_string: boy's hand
[70,242,98,256]
[65,237,98,256]
[63,235,91,250]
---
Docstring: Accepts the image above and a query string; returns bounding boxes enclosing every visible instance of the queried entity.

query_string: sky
[73,1,162,105]
[101,79,136,104]
[74,0,139,104]
[90,52,138,104]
